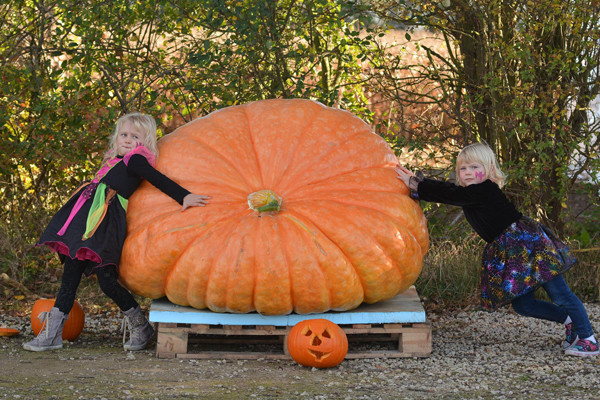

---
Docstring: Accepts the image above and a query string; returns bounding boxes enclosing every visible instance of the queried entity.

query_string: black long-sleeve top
[417,178,523,243]
[102,154,190,204]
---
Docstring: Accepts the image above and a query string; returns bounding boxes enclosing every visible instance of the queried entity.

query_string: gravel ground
[1,304,600,399]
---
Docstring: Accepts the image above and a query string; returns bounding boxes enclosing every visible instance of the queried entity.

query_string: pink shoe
[565,337,599,357]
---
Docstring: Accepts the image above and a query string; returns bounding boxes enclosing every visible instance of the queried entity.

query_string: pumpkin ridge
[284,194,422,243]
[127,208,198,237]
[241,103,265,189]
[173,179,250,197]
[174,228,216,307]
[127,179,248,235]
[283,210,365,311]
[290,204,406,302]
[283,139,393,195]
[284,187,403,207]
[161,208,254,305]
[279,217,299,314]
[168,111,266,191]
[253,215,294,315]
[279,214,333,313]
[279,129,369,194]
[340,206,424,296]
[267,102,326,189]
[221,216,259,313]
[283,166,401,198]
[203,216,252,312]
[280,210,363,309]
[174,131,258,193]
[127,203,247,242]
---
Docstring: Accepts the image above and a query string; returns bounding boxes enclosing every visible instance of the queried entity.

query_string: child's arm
[395,163,490,207]
[127,154,210,210]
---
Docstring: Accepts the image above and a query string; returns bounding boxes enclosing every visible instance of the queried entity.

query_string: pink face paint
[475,171,485,182]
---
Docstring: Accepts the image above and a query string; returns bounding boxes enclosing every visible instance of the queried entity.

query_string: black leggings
[54,258,138,314]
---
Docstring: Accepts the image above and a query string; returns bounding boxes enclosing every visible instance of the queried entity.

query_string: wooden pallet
[150,286,431,360]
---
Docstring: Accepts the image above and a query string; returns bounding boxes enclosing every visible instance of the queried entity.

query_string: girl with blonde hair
[396,142,597,357]
[24,113,210,353]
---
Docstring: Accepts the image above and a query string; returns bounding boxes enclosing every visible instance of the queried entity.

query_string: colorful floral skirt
[480,216,576,310]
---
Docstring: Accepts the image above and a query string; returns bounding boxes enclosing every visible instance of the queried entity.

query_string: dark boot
[23,307,67,351]
[122,306,154,351]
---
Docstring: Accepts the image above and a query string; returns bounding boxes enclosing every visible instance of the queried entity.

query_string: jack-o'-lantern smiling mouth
[305,328,333,361]
[308,349,331,361]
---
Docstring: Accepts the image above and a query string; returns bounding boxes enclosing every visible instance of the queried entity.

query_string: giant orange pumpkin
[287,319,348,368]
[120,99,429,315]
[31,298,85,341]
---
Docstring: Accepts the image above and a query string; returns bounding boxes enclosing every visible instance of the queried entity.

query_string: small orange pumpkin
[287,319,348,368]
[31,299,85,341]
[120,99,429,314]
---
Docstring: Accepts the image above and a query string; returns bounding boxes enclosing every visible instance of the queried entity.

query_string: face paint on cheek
[475,171,485,182]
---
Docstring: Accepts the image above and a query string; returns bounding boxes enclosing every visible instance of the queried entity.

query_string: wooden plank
[176,352,290,360]
[188,337,284,345]
[190,324,211,334]
[256,325,277,331]
[399,326,432,354]
[165,327,289,336]
[345,351,431,359]
[149,286,426,326]
[156,329,188,357]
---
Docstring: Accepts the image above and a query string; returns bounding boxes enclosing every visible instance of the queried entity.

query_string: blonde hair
[456,142,507,188]
[104,112,159,159]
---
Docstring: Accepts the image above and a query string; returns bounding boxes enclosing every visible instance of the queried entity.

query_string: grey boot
[23,307,67,352]
[122,306,154,351]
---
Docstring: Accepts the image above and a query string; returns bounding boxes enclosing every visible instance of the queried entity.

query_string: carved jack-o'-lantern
[287,319,348,368]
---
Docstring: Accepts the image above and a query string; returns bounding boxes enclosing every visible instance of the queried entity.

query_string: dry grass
[563,248,600,302]
[415,238,483,311]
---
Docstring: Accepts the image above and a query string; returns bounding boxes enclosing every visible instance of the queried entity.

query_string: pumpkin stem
[248,190,282,213]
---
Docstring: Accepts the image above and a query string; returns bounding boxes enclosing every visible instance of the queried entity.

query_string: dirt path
[2,304,600,400]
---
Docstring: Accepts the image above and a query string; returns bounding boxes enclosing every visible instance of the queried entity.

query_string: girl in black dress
[24,113,210,352]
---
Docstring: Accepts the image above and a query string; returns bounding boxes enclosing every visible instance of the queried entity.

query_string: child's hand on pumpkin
[181,193,210,211]
[394,164,415,189]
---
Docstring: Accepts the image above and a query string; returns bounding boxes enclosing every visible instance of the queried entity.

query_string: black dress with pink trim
[38,146,190,276]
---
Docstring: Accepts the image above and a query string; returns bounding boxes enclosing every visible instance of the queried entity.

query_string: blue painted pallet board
[150,285,426,326]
